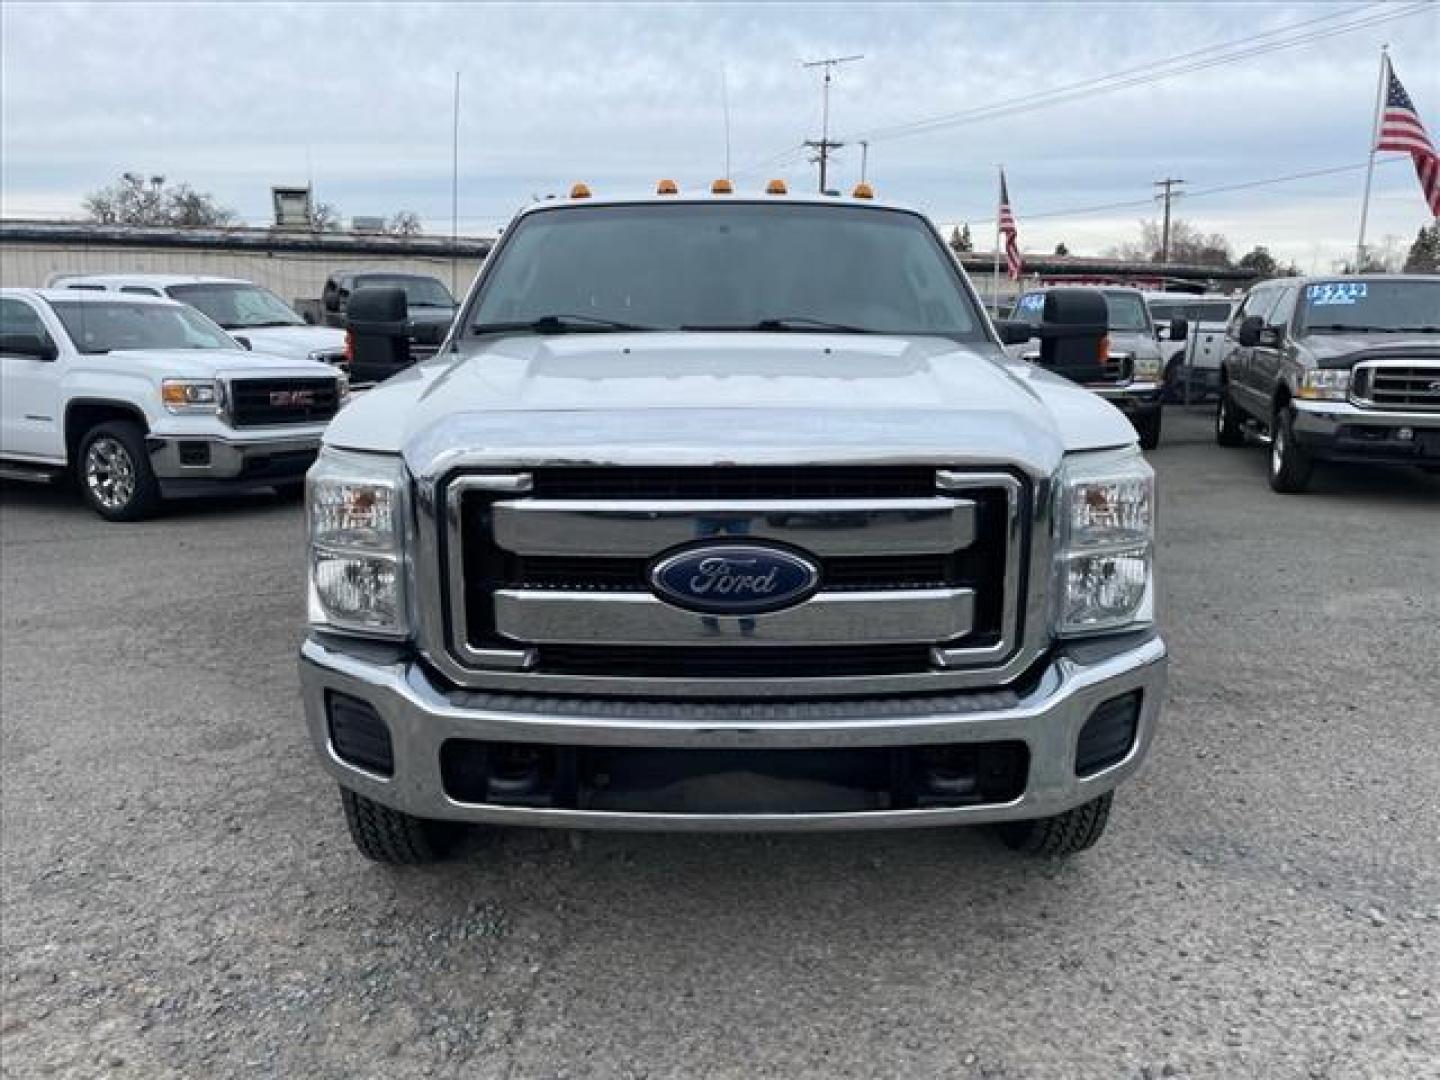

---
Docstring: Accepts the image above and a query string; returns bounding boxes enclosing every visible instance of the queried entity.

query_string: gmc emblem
[270,389,315,407]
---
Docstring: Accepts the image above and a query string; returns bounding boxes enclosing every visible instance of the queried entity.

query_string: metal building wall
[0,242,486,305]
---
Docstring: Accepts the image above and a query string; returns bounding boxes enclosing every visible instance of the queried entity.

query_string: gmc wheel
[77,421,160,521]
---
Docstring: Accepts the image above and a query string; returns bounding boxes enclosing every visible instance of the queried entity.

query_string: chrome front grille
[1350,361,1440,411]
[437,467,1030,696]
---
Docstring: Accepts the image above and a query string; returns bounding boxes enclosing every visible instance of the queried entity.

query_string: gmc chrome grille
[1350,361,1440,411]
[440,468,1026,691]
[227,377,340,427]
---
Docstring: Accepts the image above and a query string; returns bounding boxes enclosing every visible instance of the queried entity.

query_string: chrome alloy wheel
[1271,421,1286,478]
[84,436,137,511]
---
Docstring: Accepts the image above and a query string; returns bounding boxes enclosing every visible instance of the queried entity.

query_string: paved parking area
[2,409,1437,1080]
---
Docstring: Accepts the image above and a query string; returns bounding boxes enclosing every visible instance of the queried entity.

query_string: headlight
[161,378,220,414]
[307,448,409,637]
[1053,446,1155,636]
[1296,369,1350,401]
[1131,351,1161,380]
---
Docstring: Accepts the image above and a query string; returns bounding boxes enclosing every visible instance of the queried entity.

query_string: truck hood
[324,332,1137,479]
[230,324,346,358]
[1301,332,1440,368]
[95,347,341,379]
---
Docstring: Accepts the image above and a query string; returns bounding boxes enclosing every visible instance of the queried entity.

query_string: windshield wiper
[681,316,875,333]
[471,314,655,334]
[1306,324,1405,333]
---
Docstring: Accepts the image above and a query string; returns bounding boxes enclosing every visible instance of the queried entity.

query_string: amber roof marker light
[852,182,874,199]
[569,183,592,199]
[657,179,679,195]
[766,179,788,195]
[712,179,734,194]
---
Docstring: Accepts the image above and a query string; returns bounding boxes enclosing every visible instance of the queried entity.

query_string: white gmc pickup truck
[298,187,1167,863]
[1,288,346,519]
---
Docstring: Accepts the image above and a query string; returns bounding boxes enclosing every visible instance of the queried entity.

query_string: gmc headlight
[161,378,220,414]
[1053,446,1155,636]
[1297,369,1350,401]
[307,448,409,637]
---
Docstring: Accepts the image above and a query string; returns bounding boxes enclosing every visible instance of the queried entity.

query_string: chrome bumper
[147,431,322,482]
[298,631,1167,831]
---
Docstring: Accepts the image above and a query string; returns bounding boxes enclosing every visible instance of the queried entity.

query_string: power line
[960,155,1412,229]
[855,2,1432,144]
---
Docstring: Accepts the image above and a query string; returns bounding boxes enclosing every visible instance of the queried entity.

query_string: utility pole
[1154,177,1185,264]
[859,140,869,184]
[802,54,863,193]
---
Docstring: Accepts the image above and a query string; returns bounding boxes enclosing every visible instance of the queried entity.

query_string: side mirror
[993,319,1034,346]
[1035,289,1110,383]
[1168,318,1189,342]
[1236,316,1263,347]
[322,289,341,313]
[0,333,58,361]
[346,286,408,324]
[1258,326,1282,348]
[345,287,413,384]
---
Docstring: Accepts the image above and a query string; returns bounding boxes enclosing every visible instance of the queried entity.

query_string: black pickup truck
[1215,274,1440,492]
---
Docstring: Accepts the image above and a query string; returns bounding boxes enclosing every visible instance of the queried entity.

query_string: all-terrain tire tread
[1000,792,1113,857]
[339,787,455,864]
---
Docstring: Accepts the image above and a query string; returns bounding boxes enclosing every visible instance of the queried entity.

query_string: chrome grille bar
[492,497,976,556]
[492,588,976,645]
[1349,360,1440,411]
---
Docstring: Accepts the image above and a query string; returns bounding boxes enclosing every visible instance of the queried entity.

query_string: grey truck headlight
[1053,446,1155,636]
[161,378,221,414]
[306,448,409,637]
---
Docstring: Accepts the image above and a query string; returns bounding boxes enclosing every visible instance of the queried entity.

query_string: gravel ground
[2,409,1438,1080]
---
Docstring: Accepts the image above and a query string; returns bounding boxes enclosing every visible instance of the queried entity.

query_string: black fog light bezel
[1076,691,1141,777]
[326,692,395,777]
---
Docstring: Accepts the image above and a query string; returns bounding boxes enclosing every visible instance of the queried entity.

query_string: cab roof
[4,286,181,305]
[46,273,248,288]
[511,189,921,221]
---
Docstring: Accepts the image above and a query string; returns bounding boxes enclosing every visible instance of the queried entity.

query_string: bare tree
[387,210,423,236]
[309,202,343,232]
[1107,218,1232,267]
[84,172,236,228]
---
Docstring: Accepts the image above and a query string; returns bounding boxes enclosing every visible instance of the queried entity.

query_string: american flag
[1375,60,1440,217]
[998,170,1022,280]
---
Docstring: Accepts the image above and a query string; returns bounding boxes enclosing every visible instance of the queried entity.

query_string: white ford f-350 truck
[298,186,1167,863]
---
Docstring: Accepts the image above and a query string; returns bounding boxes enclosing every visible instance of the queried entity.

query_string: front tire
[1268,407,1313,493]
[1215,386,1245,447]
[997,792,1113,857]
[274,481,306,501]
[77,421,160,521]
[339,787,464,864]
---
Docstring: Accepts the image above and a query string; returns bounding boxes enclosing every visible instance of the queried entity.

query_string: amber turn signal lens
[852,182,874,199]
[570,182,592,199]
[711,178,734,194]
[766,179,787,195]
[656,179,679,195]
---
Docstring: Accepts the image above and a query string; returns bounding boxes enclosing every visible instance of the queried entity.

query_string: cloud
[2,0,1436,267]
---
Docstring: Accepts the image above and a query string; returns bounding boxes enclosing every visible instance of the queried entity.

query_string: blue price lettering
[1306,282,1367,306]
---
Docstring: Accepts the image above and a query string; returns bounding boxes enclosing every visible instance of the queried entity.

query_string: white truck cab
[48,273,348,369]
[1,288,346,520]
[1141,291,1238,401]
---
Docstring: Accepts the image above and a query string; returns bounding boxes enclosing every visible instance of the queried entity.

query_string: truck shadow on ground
[0,478,300,523]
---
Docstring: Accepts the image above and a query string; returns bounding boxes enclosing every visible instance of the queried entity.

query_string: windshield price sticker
[1307,282,1368,306]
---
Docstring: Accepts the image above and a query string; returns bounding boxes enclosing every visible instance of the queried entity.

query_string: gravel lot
[2,409,1437,1080]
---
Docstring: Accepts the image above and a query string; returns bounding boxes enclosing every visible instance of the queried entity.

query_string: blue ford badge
[649,543,821,615]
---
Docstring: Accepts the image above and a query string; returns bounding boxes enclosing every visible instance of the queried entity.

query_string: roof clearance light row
[567,181,875,199]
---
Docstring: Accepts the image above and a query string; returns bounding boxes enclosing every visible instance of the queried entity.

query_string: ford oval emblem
[649,543,821,615]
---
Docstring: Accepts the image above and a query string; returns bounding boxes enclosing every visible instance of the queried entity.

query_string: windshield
[353,275,455,308]
[1102,292,1152,332]
[1296,280,1440,333]
[468,203,983,339]
[166,283,304,329]
[1148,300,1234,324]
[50,301,238,354]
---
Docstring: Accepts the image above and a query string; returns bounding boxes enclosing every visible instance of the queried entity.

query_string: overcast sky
[3,1,1437,270]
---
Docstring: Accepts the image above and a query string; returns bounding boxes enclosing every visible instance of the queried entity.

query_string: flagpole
[1355,45,1389,273]
[992,166,1002,314]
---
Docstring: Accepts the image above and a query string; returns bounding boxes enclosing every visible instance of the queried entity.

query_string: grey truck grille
[442,467,1025,686]
[1349,361,1440,411]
